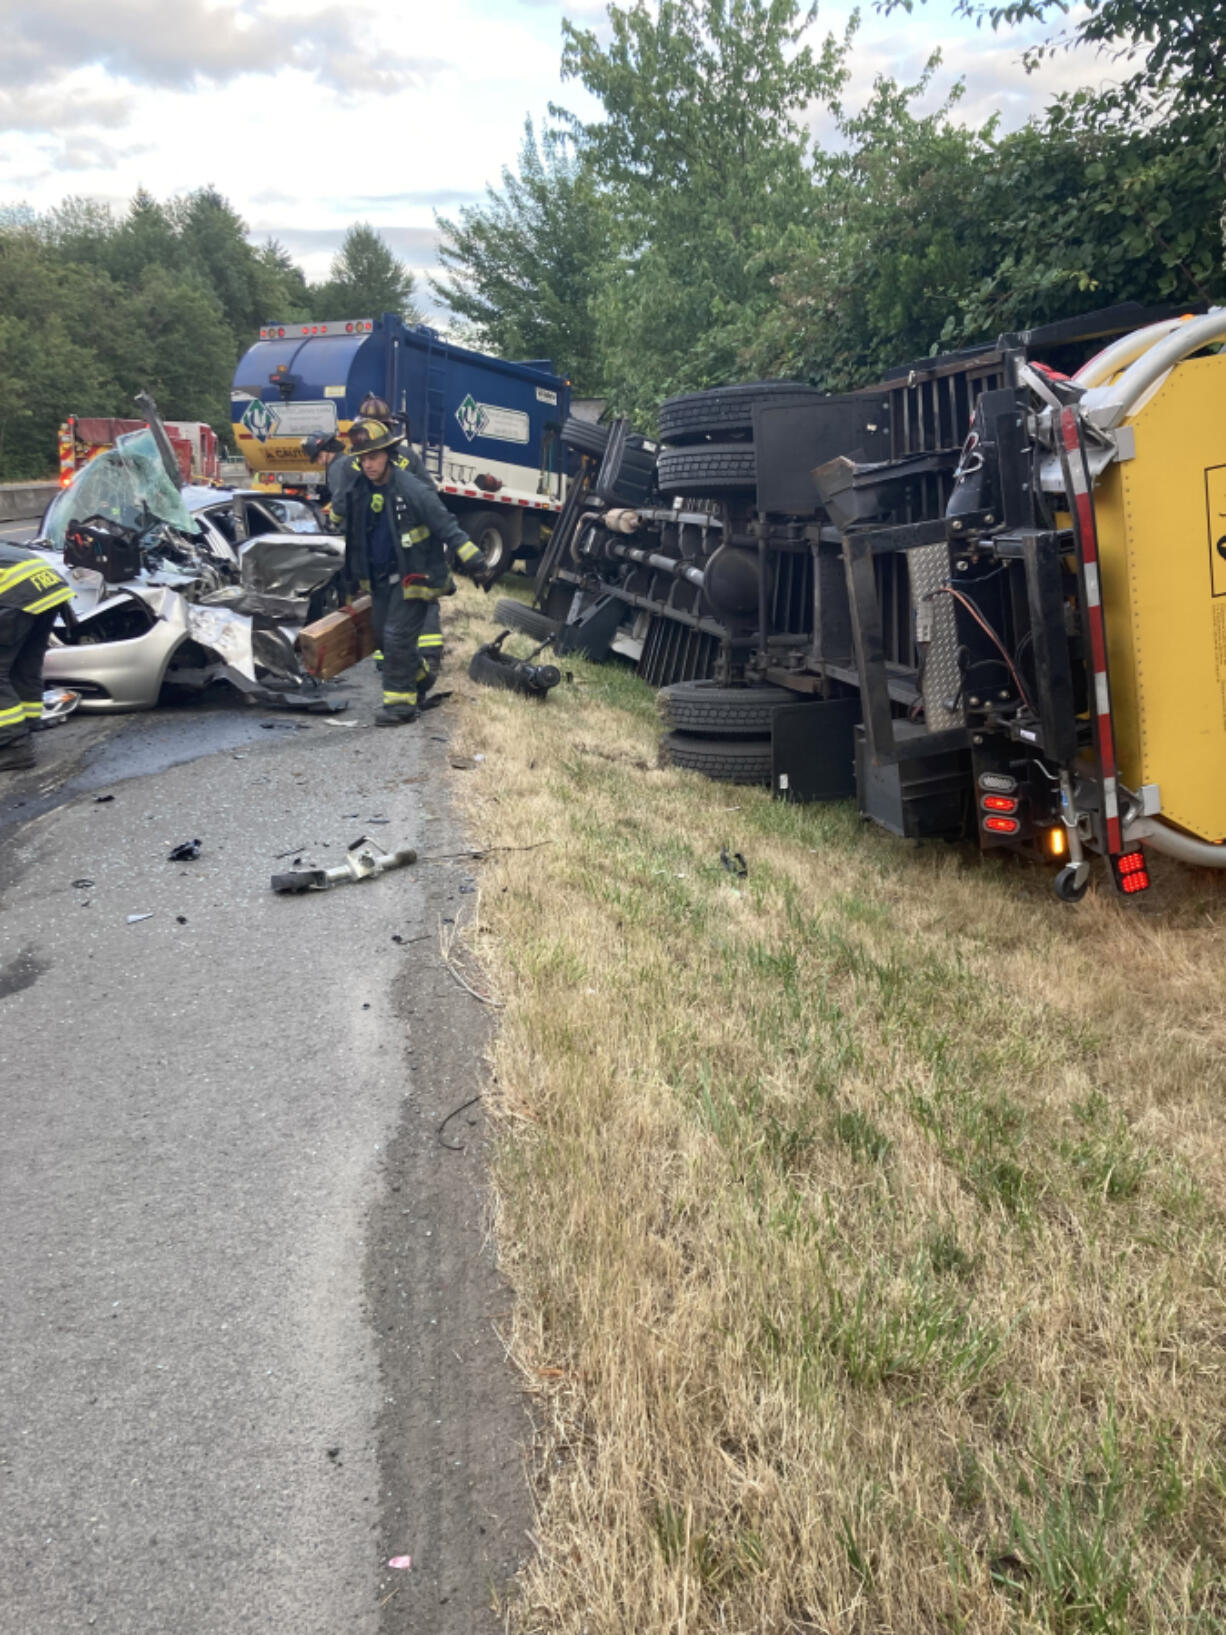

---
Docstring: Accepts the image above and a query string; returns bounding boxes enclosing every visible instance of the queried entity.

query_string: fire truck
[57,417,221,489]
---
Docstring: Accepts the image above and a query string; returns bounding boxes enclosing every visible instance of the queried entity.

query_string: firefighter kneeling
[333,419,491,725]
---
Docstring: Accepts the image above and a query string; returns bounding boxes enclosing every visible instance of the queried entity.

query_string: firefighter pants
[371,577,444,709]
[0,606,54,747]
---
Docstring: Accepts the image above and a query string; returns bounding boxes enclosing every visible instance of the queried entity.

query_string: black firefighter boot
[0,734,36,771]
[374,702,420,727]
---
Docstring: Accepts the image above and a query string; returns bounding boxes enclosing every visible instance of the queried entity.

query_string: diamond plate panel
[908,541,963,730]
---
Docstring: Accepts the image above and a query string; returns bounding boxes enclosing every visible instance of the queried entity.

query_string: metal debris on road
[271,837,417,895]
[168,839,202,861]
[93,794,114,804]
[126,913,154,924]
[71,879,94,889]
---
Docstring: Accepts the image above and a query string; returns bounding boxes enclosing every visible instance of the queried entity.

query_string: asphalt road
[0,672,530,1634]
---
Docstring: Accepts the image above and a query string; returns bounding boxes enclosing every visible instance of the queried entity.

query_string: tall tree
[737,72,1226,389]
[433,120,609,388]
[311,224,419,321]
[556,0,851,419]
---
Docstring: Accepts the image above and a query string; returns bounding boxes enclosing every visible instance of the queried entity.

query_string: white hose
[1081,308,1226,428]
[1073,316,1191,387]
[1124,816,1226,868]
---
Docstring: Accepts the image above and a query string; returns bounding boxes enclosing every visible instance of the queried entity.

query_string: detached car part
[468,630,561,697]
[271,836,418,894]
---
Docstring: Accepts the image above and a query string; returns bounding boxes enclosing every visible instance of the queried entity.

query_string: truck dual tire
[660,731,772,784]
[657,679,797,735]
[561,417,611,457]
[467,509,516,575]
[659,381,823,444]
[657,443,757,497]
[492,597,559,641]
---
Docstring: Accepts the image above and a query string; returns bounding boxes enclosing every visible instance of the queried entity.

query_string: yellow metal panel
[1094,355,1226,842]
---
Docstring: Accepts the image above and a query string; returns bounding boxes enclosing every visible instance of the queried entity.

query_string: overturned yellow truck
[527,305,1226,900]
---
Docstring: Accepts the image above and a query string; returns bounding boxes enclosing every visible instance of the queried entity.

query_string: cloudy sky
[0,0,1114,315]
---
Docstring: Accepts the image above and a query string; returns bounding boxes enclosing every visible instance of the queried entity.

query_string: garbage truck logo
[241,398,277,443]
[456,393,488,443]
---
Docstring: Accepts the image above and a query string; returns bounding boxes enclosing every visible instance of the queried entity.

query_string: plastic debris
[94,794,114,804]
[72,878,95,889]
[720,848,749,878]
[127,913,154,924]
[168,839,202,861]
[387,1556,413,1571]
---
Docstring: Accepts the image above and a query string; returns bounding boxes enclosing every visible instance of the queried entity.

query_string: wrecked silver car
[35,431,345,712]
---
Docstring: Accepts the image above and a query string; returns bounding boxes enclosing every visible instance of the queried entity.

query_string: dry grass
[439,579,1226,1635]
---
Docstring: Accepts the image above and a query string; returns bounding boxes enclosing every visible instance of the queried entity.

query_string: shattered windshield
[41,429,196,549]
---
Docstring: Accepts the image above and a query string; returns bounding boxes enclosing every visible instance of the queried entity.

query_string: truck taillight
[981,794,1018,814]
[983,815,1020,835]
[1111,848,1150,894]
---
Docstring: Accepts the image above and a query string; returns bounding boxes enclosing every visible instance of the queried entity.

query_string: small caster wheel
[1053,861,1091,902]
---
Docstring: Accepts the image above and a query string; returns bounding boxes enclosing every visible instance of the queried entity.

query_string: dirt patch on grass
[441,581,1226,1633]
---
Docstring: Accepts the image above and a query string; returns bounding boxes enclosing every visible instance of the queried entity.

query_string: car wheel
[657,679,797,735]
[659,731,772,784]
[492,597,559,641]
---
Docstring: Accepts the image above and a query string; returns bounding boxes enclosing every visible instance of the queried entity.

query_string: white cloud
[0,0,447,116]
[0,0,1127,328]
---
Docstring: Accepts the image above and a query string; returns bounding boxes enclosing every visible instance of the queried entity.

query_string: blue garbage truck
[231,312,570,568]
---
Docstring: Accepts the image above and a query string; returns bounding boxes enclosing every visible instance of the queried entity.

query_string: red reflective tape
[1073,490,1097,559]
[1060,406,1124,854]
[518,498,528,506]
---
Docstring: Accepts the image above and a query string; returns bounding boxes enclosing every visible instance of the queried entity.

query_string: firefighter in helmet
[356,395,436,491]
[0,546,74,771]
[301,432,348,518]
[317,398,437,535]
[332,418,490,725]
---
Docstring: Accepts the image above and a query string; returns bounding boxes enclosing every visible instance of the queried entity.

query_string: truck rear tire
[657,443,757,497]
[561,417,610,457]
[466,509,515,575]
[659,381,823,444]
[492,597,559,641]
[657,679,796,735]
[660,731,772,784]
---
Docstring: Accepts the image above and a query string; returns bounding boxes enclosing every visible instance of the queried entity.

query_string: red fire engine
[57,416,221,487]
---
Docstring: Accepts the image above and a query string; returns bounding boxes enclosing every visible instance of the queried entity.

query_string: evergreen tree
[311,224,419,320]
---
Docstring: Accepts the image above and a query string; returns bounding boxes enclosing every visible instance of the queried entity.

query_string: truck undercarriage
[524,304,1226,898]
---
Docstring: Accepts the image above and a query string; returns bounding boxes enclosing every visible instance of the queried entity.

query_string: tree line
[0,192,418,480]
[433,0,1226,424]
[2,0,1220,477]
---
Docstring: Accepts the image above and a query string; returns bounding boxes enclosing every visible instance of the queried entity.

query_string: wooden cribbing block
[297,594,374,679]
